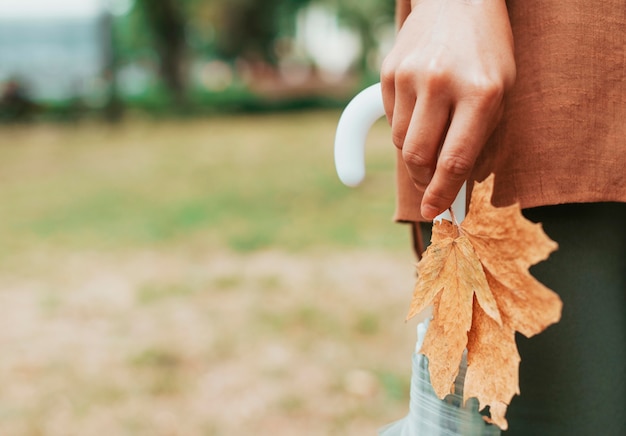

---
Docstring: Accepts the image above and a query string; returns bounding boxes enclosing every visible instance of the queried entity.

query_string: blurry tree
[0,78,38,122]
[323,0,394,73]
[100,10,123,121]
[210,0,312,64]
[120,0,312,102]
[107,0,394,113]
[133,0,188,105]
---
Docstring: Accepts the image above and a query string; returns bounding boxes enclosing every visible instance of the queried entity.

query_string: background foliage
[1,0,396,120]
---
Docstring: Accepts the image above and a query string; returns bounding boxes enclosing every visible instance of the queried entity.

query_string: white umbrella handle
[334,82,466,222]
[336,85,484,436]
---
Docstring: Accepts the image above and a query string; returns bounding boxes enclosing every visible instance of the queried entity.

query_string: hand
[382,0,516,220]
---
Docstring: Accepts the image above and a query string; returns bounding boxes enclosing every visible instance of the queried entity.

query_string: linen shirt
[394,0,626,222]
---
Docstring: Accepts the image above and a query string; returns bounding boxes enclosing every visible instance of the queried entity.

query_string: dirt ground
[0,111,419,435]
[0,247,420,435]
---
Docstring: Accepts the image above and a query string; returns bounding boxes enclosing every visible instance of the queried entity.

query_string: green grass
[0,111,406,260]
[0,112,418,435]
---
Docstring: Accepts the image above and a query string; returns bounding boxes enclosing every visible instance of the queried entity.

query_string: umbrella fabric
[380,320,501,436]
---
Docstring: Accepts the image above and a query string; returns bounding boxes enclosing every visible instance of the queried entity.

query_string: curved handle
[334,83,385,187]
[334,82,467,222]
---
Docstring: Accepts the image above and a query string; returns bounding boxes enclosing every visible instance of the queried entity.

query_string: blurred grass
[0,111,407,261]
[0,112,417,435]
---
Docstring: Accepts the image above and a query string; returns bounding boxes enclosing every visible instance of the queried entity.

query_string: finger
[390,84,416,149]
[380,66,396,125]
[402,96,451,191]
[420,104,489,220]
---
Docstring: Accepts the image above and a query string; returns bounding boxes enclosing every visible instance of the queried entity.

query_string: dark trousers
[416,202,626,435]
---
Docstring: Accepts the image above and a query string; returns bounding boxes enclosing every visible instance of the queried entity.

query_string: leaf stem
[449,207,458,225]
[449,207,464,236]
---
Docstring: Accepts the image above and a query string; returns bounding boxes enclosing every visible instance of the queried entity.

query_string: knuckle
[395,66,415,87]
[439,153,473,178]
[420,65,450,91]
[380,61,395,86]
[402,147,431,169]
[470,77,506,106]
[484,80,505,101]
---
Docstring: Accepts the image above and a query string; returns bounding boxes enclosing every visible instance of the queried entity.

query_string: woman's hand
[382,0,516,220]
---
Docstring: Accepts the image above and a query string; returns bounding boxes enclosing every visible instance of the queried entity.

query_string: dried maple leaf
[407,173,562,430]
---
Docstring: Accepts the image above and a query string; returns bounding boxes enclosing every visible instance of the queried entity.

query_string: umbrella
[334,83,499,436]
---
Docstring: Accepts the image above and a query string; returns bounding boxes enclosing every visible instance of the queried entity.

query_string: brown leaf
[408,221,502,398]
[464,295,519,430]
[408,221,502,325]
[462,174,558,287]
[406,221,456,321]
[407,173,562,430]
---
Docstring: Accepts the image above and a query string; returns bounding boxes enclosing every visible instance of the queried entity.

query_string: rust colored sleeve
[396,0,412,29]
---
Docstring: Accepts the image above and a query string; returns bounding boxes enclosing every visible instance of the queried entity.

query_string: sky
[0,0,132,19]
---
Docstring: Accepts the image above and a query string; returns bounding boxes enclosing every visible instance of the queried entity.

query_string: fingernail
[421,204,440,221]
